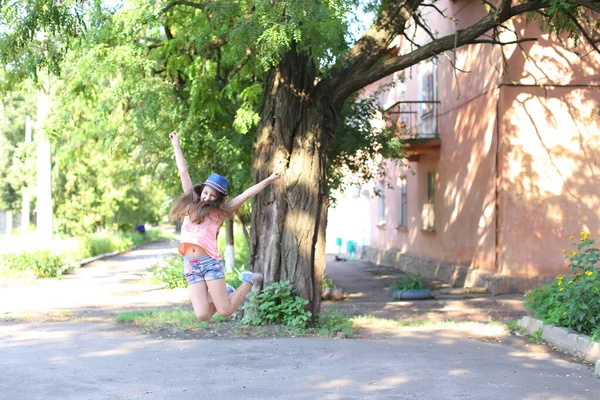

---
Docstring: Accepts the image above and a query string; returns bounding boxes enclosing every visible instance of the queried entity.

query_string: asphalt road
[1,241,599,399]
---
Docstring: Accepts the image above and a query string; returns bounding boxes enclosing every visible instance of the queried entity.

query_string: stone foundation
[362,246,556,295]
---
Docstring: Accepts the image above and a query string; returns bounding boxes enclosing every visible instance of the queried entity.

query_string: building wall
[365,4,600,288]
[368,0,501,272]
[494,20,600,277]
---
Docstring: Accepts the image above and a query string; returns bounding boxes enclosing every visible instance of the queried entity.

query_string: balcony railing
[384,100,441,139]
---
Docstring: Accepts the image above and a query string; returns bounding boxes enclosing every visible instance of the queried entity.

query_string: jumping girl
[168,130,280,321]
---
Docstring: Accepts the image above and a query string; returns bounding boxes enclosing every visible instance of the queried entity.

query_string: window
[417,59,437,137]
[418,59,436,117]
[378,180,386,224]
[422,172,436,231]
[397,177,407,228]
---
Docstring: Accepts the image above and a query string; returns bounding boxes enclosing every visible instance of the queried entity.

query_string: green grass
[115,308,207,332]
[114,305,358,338]
[350,315,507,331]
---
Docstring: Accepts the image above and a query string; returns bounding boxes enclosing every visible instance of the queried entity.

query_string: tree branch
[496,0,512,21]
[565,0,600,14]
[481,0,498,11]
[330,0,556,105]
[566,11,600,55]
[226,46,252,82]
[412,12,436,42]
[422,2,458,21]
[470,38,538,45]
[162,0,208,13]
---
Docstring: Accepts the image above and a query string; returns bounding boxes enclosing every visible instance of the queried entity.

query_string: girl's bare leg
[206,278,252,318]
[188,281,217,321]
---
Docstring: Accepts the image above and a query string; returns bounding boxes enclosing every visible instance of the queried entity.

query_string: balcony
[384,100,441,161]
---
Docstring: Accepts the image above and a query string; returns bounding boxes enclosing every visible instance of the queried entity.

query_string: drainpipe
[494,87,501,275]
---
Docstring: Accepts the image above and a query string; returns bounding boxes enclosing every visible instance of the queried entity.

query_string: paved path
[1,242,599,399]
[323,255,528,323]
[0,241,189,318]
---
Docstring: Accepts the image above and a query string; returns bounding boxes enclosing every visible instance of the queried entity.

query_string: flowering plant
[524,232,600,339]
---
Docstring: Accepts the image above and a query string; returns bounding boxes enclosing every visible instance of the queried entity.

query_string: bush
[77,229,172,259]
[243,280,312,329]
[524,232,600,337]
[389,273,426,293]
[322,275,336,289]
[145,254,244,290]
[145,255,188,289]
[0,250,76,278]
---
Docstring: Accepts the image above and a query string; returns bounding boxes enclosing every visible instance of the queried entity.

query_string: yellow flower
[569,236,574,240]
[557,281,562,286]
[585,271,593,276]
[568,280,573,284]
[571,251,577,256]
[531,297,535,302]
[562,249,567,253]
[557,274,563,279]
[563,311,568,316]
[559,287,565,292]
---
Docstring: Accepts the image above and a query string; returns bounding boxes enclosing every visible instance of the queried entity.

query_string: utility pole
[36,82,52,242]
[21,116,32,234]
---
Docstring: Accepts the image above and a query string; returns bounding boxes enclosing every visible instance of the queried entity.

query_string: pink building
[363,2,600,294]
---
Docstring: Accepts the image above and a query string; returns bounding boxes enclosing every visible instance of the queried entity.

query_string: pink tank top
[178,211,226,260]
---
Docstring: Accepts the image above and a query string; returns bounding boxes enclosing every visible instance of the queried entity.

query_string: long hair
[169,184,228,224]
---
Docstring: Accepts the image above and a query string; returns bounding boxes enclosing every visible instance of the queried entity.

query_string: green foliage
[243,280,312,329]
[390,273,427,292]
[0,87,37,212]
[0,0,88,81]
[322,275,337,289]
[217,221,250,272]
[531,328,544,344]
[77,232,145,259]
[314,305,354,337]
[115,308,204,332]
[145,255,188,289]
[329,94,407,196]
[564,232,600,274]
[0,250,76,278]
[524,232,600,338]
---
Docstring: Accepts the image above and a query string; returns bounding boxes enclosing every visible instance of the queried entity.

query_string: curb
[518,316,600,377]
[78,246,139,267]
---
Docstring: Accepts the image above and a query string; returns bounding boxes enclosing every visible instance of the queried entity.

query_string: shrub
[0,250,76,278]
[243,280,312,329]
[322,275,336,289]
[145,254,244,290]
[145,255,188,289]
[524,231,600,337]
[390,273,426,292]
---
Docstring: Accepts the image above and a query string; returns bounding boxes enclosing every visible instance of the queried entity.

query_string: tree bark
[250,44,336,316]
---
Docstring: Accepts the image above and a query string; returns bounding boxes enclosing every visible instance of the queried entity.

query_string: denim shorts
[183,255,225,285]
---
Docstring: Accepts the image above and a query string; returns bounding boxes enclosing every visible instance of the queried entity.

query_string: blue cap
[204,173,228,195]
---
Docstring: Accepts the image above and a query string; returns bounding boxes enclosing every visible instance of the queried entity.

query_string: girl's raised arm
[223,172,281,213]
[169,131,193,193]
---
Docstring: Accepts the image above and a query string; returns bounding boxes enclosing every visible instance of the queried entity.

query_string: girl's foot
[226,283,235,297]
[241,271,263,286]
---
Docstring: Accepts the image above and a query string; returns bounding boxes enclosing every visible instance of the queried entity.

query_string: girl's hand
[168,130,180,145]
[267,171,281,184]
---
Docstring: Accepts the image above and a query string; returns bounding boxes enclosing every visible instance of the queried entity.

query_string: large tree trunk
[250,45,337,316]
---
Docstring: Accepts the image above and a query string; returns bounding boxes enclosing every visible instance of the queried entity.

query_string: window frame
[397,176,408,228]
[422,171,436,231]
